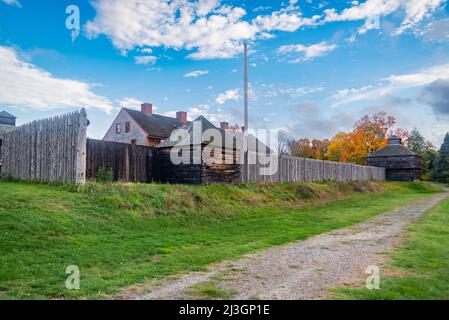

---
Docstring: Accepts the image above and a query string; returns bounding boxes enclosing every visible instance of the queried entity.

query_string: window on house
[125,122,130,133]
[131,139,137,145]
[116,123,121,134]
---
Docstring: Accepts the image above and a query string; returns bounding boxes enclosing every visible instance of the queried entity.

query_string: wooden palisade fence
[85,139,154,182]
[1,109,88,184]
[243,155,385,183]
[0,109,385,185]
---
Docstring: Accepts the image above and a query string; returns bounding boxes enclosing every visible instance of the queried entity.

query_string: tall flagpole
[243,42,249,182]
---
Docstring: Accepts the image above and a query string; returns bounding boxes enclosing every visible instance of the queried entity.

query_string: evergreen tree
[408,128,426,154]
[433,133,449,182]
[408,128,438,179]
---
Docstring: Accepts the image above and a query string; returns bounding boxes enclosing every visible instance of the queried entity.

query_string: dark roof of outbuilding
[367,144,418,158]
[158,116,226,148]
[158,116,271,153]
[0,111,16,119]
[124,108,184,138]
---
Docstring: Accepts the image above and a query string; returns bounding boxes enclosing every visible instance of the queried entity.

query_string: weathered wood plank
[1,110,88,184]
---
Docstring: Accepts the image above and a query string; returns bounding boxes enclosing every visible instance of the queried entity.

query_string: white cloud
[253,6,272,13]
[278,42,337,62]
[183,70,209,78]
[83,0,446,60]
[281,86,324,96]
[385,63,449,87]
[415,18,449,42]
[85,0,318,60]
[248,83,324,100]
[134,55,157,65]
[215,89,240,105]
[252,8,320,33]
[0,46,113,112]
[332,85,373,100]
[2,0,21,7]
[163,104,228,122]
[324,0,401,22]
[323,0,446,34]
[396,0,446,34]
[331,63,449,107]
[118,97,143,110]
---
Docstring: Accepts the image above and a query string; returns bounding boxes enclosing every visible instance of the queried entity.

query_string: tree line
[280,112,449,182]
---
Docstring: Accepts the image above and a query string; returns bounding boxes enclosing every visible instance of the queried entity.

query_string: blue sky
[0,0,448,145]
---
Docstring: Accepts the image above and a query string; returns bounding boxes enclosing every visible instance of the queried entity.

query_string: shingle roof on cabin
[158,116,226,148]
[159,116,271,153]
[367,140,418,158]
[0,111,16,119]
[124,108,184,138]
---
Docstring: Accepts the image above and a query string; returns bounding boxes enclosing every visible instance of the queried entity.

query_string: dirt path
[119,189,449,300]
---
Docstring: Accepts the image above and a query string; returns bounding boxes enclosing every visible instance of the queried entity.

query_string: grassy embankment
[0,179,439,299]
[335,187,449,300]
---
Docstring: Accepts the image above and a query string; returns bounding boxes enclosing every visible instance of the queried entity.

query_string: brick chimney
[220,122,229,130]
[176,111,187,123]
[141,103,153,116]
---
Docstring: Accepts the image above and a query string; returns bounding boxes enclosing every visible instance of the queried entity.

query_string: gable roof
[158,116,225,147]
[124,108,184,138]
[0,111,16,119]
[367,144,418,158]
[158,116,271,153]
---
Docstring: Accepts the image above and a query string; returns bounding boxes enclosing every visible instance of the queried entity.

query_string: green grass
[334,190,449,300]
[0,180,439,299]
[186,282,237,300]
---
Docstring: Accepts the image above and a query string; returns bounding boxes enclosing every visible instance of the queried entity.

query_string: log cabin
[366,135,422,181]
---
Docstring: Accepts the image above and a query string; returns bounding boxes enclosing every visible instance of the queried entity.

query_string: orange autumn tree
[291,138,313,158]
[326,112,398,164]
[325,132,351,162]
[290,138,331,160]
[349,112,397,163]
[311,139,330,160]
[290,112,407,164]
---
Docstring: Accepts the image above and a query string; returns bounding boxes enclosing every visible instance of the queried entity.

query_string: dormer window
[116,123,121,134]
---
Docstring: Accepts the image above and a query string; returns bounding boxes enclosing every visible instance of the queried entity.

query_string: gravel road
[121,189,449,300]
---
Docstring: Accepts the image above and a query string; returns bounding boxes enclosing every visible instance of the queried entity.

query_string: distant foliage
[290,112,407,165]
[325,132,351,163]
[408,128,438,180]
[95,167,114,183]
[432,133,449,182]
[291,138,330,160]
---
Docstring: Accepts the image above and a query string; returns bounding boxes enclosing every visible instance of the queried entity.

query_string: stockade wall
[1,110,87,184]
[86,139,154,183]
[243,155,385,183]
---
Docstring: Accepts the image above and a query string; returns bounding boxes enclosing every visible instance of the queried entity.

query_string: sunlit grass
[334,191,449,300]
[0,180,438,299]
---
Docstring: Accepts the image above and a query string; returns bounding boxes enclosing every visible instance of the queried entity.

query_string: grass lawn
[334,188,449,300]
[0,180,439,299]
